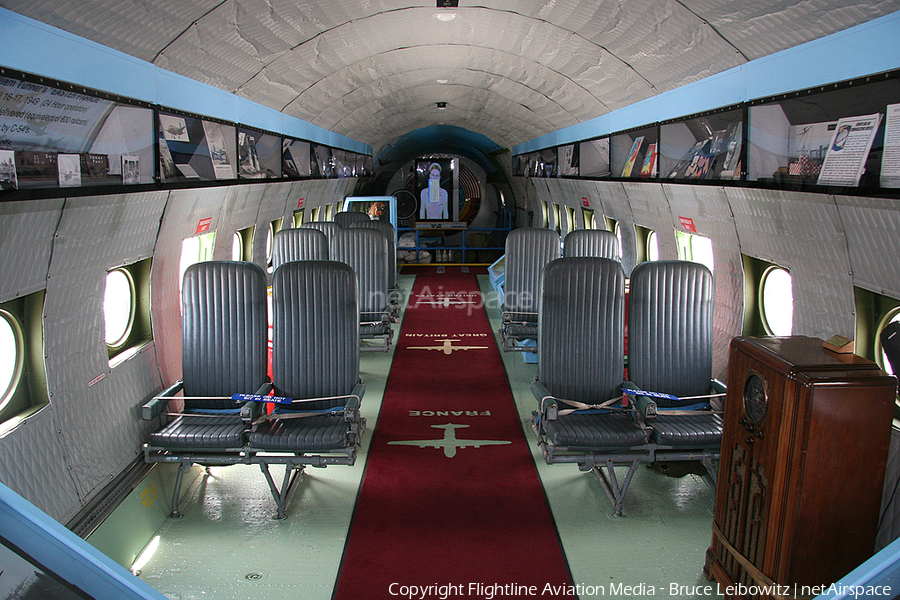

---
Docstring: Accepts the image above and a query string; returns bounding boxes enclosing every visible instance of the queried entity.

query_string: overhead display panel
[661,108,743,181]
[238,127,281,179]
[282,137,311,178]
[748,76,900,189]
[0,74,153,189]
[311,144,333,178]
[612,126,658,179]
[158,111,236,182]
[579,138,611,178]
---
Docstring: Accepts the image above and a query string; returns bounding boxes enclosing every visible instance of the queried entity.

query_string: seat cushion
[544,412,648,449]
[149,415,247,450]
[505,322,538,337]
[248,414,351,452]
[649,413,723,447]
[360,321,392,336]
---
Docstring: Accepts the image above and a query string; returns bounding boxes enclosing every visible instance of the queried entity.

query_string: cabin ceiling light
[434,12,458,21]
[436,102,447,109]
[437,79,449,84]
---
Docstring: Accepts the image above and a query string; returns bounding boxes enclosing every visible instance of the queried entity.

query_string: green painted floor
[94,270,725,599]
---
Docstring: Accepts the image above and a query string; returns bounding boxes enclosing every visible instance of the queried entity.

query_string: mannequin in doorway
[420,162,448,220]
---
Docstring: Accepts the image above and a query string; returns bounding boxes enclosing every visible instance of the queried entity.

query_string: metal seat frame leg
[259,462,305,519]
[591,458,640,517]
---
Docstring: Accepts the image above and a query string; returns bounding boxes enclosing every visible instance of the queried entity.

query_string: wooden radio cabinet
[705,336,897,599]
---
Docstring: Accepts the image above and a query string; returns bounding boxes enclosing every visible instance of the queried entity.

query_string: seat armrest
[710,379,726,411]
[347,381,366,411]
[142,381,183,420]
[531,380,558,421]
[623,382,657,419]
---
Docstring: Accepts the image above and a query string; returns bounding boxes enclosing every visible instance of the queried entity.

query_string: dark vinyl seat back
[563,229,621,261]
[628,260,714,404]
[334,211,370,228]
[271,261,360,410]
[350,219,397,289]
[300,221,341,246]
[272,228,328,270]
[180,261,269,411]
[504,228,561,320]
[539,257,625,403]
[330,227,391,319]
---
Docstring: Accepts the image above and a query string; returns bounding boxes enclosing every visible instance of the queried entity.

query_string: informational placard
[203,121,234,180]
[817,113,881,187]
[159,112,235,181]
[0,149,16,189]
[57,153,81,187]
[0,76,114,152]
[559,144,578,176]
[880,103,900,188]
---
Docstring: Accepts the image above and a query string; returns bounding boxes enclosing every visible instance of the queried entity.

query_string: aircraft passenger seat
[624,260,723,478]
[499,227,561,352]
[247,260,366,519]
[300,221,341,245]
[334,210,371,227]
[563,229,621,260]
[330,227,394,351]
[531,257,648,516]
[271,227,329,270]
[350,219,401,317]
[141,261,271,517]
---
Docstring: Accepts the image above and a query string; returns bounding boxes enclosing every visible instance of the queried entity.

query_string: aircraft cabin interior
[1,2,900,599]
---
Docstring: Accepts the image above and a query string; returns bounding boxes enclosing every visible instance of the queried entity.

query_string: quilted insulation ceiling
[2,0,899,155]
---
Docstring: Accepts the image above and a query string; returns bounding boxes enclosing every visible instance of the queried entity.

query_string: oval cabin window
[761,266,793,336]
[104,268,136,349]
[877,308,900,375]
[0,310,24,411]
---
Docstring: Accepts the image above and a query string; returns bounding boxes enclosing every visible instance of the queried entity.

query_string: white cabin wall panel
[151,187,232,388]
[531,179,558,233]
[662,184,742,381]
[212,185,267,262]
[621,181,677,267]
[835,195,900,299]
[591,180,637,274]
[0,199,64,301]
[44,192,167,504]
[0,408,80,522]
[510,177,535,228]
[725,187,855,340]
[251,181,293,276]
[280,180,311,225]
[545,178,581,239]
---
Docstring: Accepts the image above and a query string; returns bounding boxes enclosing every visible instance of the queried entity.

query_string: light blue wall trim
[813,535,900,599]
[514,10,900,154]
[0,7,371,155]
[0,481,169,600]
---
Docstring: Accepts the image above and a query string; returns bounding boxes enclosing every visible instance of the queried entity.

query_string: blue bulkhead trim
[0,480,169,600]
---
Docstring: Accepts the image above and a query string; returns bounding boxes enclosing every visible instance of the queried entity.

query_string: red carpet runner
[333,267,573,600]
